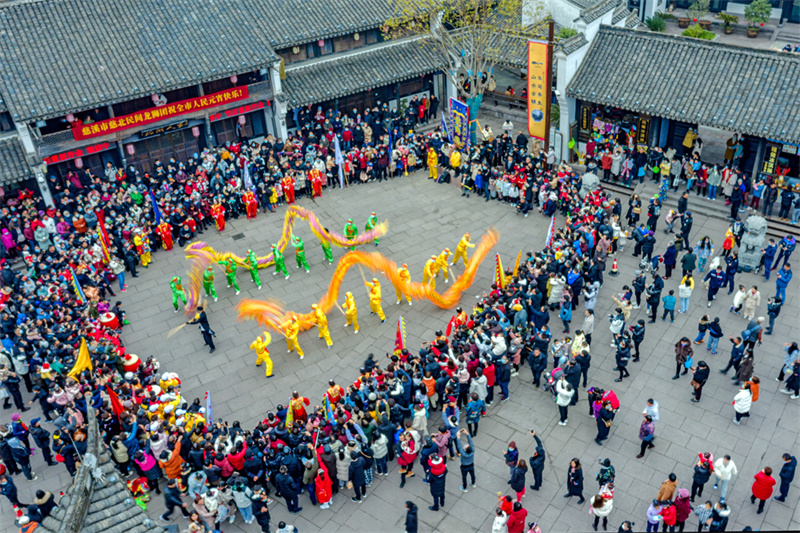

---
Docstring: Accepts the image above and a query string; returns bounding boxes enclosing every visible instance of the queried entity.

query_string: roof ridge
[285,36,427,72]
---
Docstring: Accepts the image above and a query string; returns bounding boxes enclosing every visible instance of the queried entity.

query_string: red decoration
[760,22,765,26]
[693,18,697,22]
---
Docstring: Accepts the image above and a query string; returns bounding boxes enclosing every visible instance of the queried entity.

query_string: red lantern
[66,113,75,123]
[74,157,84,169]
[238,115,246,125]
[230,75,238,85]
[760,22,765,26]
[692,18,697,22]
[192,126,201,138]
[318,39,325,47]
[126,144,135,155]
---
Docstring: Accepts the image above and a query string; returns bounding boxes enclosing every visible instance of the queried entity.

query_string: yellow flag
[68,337,92,378]
[512,250,522,278]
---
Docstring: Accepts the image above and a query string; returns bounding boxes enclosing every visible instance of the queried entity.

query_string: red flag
[106,384,124,420]
[393,316,406,356]
[445,315,457,337]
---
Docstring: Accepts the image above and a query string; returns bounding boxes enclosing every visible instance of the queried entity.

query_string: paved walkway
[4,174,798,532]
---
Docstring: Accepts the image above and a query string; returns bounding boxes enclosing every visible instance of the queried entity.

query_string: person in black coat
[595,402,615,445]
[275,465,302,514]
[691,361,711,403]
[528,348,547,388]
[565,458,585,504]
[186,306,215,353]
[29,418,55,466]
[508,459,528,499]
[575,350,591,388]
[775,453,797,501]
[253,489,272,532]
[348,451,367,502]
[427,454,448,511]
[563,360,581,406]
[614,340,631,382]
[405,501,418,533]
[528,430,546,491]
[630,319,646,361]
[690,459,712,502]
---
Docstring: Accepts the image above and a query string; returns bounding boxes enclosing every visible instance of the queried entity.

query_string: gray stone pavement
[3,174,799,533]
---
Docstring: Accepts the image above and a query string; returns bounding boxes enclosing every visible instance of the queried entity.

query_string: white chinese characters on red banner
[209,101,266,122]
[43,141,115,165]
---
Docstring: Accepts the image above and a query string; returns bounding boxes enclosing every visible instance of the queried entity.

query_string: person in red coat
[282,175,296,204]
[673,487,692,530]
[659,500,677,530]
[242,190,257,220]
[156,221,173,251]
[484,360,496,406]
[507,501,528,533]
[750,466,776,514]
[314,446,333,509]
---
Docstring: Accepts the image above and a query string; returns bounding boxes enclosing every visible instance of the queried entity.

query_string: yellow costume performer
[283,315,304,359]
[423,255,437,290]
[427,147,438,180]
[451,233,475,267]
[311,304,332,348]
[250,332,273,377]
[396,263,412,305]
[365,278,386,323]
[343,291,359,333]
[434,248,452,283]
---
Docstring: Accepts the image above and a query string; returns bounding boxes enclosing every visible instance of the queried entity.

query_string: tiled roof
[560,33,589,55]
[38,407,162,533]
[0,0,394,123]
[625,11,641,28]
[612,4,630,24]
[566,26,800,144]
[0,135,31,185]
[283,38,441,108]
[580,0,621,23]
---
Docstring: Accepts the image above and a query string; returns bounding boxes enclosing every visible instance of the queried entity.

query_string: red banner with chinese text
[72,86,249,141]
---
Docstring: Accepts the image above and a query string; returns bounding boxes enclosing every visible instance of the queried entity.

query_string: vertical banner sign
[636,117,651,145]
[527,40,550,141]
[449,97,469,151]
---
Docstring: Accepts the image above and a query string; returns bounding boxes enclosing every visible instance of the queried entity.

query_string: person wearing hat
[311,304,332,349]
[245,248,262,289]
[290,235,310,274]
[270,243,290,279]
[202,267,218,302]
[342,291,359,333]
[186,306,215,353]
[282,315,304,360]
[426,453,448,511]
[217,257,240,294]
[434,248,452,284]
[364,277,386,324]
[250,332,273,377]
[29,418,55,467]
[423,255,438,289]
[365,212,379,247]
[343,218,358,251]
[395,263,412,305]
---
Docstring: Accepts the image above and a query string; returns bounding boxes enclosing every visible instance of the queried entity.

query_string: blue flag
[148,188,163,225]
[324,393,337,427]
[334,135,344,189]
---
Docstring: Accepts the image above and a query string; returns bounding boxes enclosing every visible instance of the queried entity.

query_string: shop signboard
[139,120,189,138]
[43,141,116,165]
[762,142,780,175]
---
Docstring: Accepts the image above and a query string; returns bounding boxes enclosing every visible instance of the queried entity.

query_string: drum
[123,353,140,373]
[100,312,119,329]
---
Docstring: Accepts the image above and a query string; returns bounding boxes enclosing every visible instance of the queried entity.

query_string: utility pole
[543,19,555,152]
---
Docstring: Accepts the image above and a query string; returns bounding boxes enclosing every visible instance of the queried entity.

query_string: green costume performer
[271,244,289,279]
[291,235,310,273]
[344,218,358,251]
[365,212,379,247]
[321,239,333,264]
[202,267,218,301]
[246,249,262,289]
[170,276,187,312]
[218,259,240,294]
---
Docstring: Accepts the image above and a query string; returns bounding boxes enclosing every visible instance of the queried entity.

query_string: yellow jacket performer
[427,147,438,180]
[343,291,359,333]
[434,248,452,283]
[422,255,437,289]
[451,233,475,267]
[312,303,332,348]
[250,332,273,377]
[283,315,304,359]
[396,263,412,305]
[365,277,386,323]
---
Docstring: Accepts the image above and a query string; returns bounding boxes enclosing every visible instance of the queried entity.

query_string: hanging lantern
[126,144,135,155]
[192,126,201,138]
[66,113,75,123]
[74,157,84,169]
[354,32,360,41]
[230,75,238,85]
[151,94,159,103]
[238,115,246,125]
[318,39,325,47]
[292,46,300,54]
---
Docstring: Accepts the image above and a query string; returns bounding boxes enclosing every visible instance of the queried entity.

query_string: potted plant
[718,12,738,34]
[688,0,711,29]
[678,15,691,28]
[745,0,771,38]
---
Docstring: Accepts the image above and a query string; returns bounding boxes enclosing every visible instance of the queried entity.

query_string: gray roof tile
[0,135,30,185]
[0,0,394,122]
[566,26,800,144]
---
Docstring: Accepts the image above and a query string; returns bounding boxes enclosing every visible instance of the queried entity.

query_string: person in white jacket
[590,491,613,531]
[713,454,739,501]
[492,508,508,533]
[556,377,574,426]
[732,383,753,425]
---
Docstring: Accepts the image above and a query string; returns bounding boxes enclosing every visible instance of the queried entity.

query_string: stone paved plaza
[4,174,799,533]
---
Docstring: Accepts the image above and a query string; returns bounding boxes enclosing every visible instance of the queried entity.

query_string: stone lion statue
[739,215,767,271]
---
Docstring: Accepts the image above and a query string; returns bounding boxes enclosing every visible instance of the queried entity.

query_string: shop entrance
[127,128,203,175]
